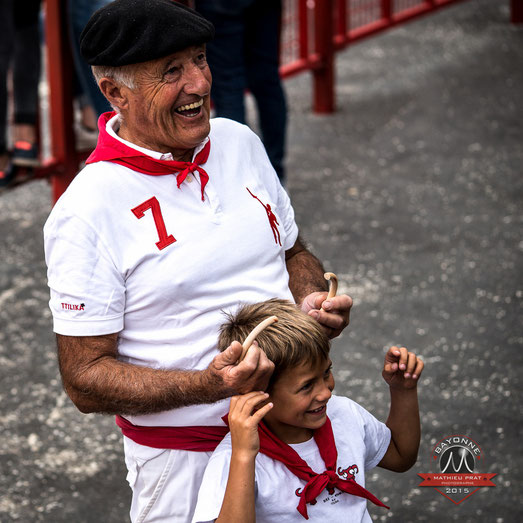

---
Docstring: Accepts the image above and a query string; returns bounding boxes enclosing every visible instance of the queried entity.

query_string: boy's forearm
[216,451,256,523]
[385,387,420,470]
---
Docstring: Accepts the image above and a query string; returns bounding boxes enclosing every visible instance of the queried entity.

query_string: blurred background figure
[195,0,287,182]
[67,0,112,146]
[0,0,42,187]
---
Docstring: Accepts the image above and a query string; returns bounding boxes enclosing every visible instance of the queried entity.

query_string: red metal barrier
[280,0,467,112]
[42,0,84,201]
[512,0,523,23]
[30,0,89,202]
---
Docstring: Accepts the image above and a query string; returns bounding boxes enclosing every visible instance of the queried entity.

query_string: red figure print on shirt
[246,187,281,246]
[338,464,359,481]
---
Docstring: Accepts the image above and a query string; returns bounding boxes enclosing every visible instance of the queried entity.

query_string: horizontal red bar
[418,473,497,487]
[280,54,322,77]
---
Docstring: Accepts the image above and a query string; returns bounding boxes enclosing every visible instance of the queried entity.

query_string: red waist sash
[115,415,228,452]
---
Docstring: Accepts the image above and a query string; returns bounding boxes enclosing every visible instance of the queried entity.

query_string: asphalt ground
[0,0,521,521]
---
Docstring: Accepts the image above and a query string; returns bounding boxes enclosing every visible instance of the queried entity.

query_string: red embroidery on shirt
[337,464,359,481]
[246,187,281,246]
[131,196,176,250]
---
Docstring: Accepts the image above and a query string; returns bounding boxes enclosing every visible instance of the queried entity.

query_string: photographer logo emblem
[418,434,497,505]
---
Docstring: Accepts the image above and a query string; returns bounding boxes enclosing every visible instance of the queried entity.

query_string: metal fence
[280,0,467,112]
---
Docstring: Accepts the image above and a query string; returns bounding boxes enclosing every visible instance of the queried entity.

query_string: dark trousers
[67,0,112,117]
[196,0,287,181]
[0,0,41,153]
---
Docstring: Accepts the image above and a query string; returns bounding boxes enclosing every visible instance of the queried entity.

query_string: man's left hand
[300,292,353,339]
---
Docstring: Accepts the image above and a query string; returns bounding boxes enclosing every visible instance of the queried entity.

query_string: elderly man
[44,1,352,521]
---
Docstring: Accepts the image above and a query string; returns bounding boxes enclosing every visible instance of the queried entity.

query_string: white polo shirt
[44,116,298,427]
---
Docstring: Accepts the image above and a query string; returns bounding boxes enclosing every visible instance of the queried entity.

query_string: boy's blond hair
[218,298,330,387]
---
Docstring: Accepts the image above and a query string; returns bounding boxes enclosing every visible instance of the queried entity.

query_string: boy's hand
[228,392,273,458]
[382,346,424,390]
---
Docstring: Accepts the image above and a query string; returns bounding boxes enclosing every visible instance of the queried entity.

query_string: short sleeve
[275,181,299,251]
[241,122,298,251]
[191,437,233,523]
[351,401,391,470]
[44,205,125,335]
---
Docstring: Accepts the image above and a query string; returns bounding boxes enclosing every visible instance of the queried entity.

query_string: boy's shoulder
[328,394,365,419]
[327,395,384,436]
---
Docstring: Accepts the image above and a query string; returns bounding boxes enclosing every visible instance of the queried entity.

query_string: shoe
[12,140,39,167]
[0,160,16,189]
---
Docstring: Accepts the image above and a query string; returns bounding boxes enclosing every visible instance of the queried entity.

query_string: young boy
[192,299,424,522]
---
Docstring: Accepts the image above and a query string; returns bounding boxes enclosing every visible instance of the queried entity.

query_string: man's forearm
[57,334,232,415]
[69,359,227,416]
[285,237,327,304]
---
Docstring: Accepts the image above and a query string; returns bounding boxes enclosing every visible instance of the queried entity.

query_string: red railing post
[313,0,335,113]
[512,0,523,23]
[44,0,79,202]
[335,0,347,46]
[381,0,393,23]
[298,0,309,60]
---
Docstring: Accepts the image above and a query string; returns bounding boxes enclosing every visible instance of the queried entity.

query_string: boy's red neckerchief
[257,417,389,519]
[86,111,211,201]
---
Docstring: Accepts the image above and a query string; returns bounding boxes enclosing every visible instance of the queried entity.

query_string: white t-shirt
[192,395,391,523]
[44,116,299,427]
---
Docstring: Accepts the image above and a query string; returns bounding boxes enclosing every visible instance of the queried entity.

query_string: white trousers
[123,436,213,523]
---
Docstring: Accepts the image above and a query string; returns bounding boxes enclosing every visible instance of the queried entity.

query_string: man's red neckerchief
[86,111,211,201]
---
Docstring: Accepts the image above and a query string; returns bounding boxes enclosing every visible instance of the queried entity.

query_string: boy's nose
[316,383,332,403]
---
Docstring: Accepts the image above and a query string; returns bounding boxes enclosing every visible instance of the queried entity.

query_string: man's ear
[98,77,129,111]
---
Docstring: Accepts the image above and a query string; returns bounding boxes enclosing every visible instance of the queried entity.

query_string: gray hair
[91,64,138,89]
[91,64,139,112]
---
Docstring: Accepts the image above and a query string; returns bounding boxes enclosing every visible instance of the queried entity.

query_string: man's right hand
[205,341,275,394]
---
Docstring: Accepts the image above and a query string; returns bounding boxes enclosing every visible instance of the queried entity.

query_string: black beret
[80,0,215,66]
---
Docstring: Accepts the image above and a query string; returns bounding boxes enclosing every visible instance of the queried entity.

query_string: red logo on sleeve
[246,187,281,246]
[61,302,85,311]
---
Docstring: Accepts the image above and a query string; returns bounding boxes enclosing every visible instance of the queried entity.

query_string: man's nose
[184,64,211,95]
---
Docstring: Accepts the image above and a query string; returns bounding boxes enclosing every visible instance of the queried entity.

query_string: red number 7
[131,197,176,250]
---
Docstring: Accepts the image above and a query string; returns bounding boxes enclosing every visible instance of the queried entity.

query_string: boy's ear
[98,77,129,112]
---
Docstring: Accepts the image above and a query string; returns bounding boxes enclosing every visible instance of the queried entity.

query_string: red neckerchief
[86,111,211,201]
[257,417,389,519]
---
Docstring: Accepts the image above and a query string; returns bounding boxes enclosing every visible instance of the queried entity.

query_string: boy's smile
[263,358,334,444]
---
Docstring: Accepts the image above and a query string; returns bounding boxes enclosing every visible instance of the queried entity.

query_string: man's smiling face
[120,45,212,161]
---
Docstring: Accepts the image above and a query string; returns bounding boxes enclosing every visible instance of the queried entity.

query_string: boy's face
[263,358,334,444]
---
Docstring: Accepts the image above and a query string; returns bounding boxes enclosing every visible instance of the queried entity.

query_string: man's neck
[117,122,194,162]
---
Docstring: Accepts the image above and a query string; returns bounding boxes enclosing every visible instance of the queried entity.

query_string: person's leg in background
[11,0,41,167]
[195,1,247,124]
[245,0,287,182]
[68,0,112,118]
[0,0,14,183]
